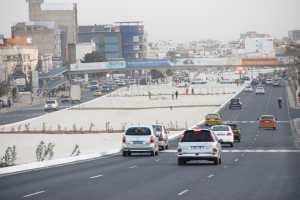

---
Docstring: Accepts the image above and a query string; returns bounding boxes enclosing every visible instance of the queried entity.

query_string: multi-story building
[117,21,146,60]
[76,41,96,62]
[11,21,63,63]
[288,30,300,42]
[26,0,78,64]
[78,25,123,61]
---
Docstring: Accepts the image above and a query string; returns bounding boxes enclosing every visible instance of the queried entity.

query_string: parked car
[177,129,222,165]
[225,123,241,142]
[122,125,159,156]
[255,86,265,95]
[44,99,59,111]
[211,125,234,147]
[258,115,277,130]
[205,113,223,126]
[229,98,242,109]
[152,124,169,150]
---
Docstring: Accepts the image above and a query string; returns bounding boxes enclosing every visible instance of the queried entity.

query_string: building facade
[11,21,62,61]
[288,30,300,42]
[26,0,78,64]
[78,25,123,61]
[76,41,96,62]
[117,21,146,60]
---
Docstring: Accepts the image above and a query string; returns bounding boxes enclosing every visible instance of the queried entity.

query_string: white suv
[122,125,159,156]
[44,99,59,111]
[211,125,234,147]
[177,129,222,165]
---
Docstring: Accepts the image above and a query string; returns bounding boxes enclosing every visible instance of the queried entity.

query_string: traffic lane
[34,152,243,200]
[181,152,300,200]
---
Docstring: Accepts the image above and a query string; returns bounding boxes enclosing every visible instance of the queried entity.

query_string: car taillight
[227,132,232,136]
[159,133,163,141]
[150,136,155,143]
[122,136,126,143]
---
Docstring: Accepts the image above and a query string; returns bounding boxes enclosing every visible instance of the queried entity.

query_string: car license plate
[191,146,204,150]
[133,141,143,144]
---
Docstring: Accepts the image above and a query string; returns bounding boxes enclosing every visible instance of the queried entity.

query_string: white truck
[70,84,81,103]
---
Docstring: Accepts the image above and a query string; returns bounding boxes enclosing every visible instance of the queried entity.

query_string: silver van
[122,125,159,156]
[152,125,169,150]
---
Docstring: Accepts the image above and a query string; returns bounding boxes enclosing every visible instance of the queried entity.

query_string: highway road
[0,83,300,200]
[0,89,100,125]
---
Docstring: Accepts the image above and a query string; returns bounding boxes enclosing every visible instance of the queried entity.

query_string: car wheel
[150,151,155,156]
[165,145,169,150]
[155,150,159,156]
[177,158,185,165]
[122,151,127,157]
[213,157,220,165]
[230,143,234,147]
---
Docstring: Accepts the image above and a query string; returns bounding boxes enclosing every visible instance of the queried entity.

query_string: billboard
[70,61,126,71]
[241,57,278,65]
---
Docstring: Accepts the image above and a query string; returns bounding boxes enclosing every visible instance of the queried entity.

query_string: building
[117,21,146,60]
[26,0,78,64]
[240,31,271,40]
[11,21,63,63]
[76,41,96,62]
[288,30,300,42]
[78,25,123,60]
[0,45,38,83]
[244,37,275,55]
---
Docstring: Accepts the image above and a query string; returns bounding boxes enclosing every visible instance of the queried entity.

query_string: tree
[81,51,106,63]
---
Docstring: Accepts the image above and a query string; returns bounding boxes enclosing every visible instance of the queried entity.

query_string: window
[125,127,151,136]
[181,130,214,142]
[212,126,229,131]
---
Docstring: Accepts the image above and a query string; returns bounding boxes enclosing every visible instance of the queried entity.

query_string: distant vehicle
[60,95,71,103]
[229,98,242,109]
[211,125,234,147]
[258,115,277,130]
[255,86,265,95]
[225,123,241,142]
[122,125,159,156]
[44,99,59,111]
[191,79,208,85]
[244,85,253,92]
[88,81,99,90]
[272,79,281,87]
[93,90,102,97]
[177,129,222,165]
[152,124,169,150]
[205,113,223,126]
[219,79,234,84]
[70,85,81,103]
[101,85,113,93]
[265,79,273,85]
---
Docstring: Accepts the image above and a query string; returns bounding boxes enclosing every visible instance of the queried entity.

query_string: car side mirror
[218,139,223,143]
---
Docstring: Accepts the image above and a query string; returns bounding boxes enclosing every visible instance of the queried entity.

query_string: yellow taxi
[258,115,277,130]
[205,113,223,126]
[93,90,102,97]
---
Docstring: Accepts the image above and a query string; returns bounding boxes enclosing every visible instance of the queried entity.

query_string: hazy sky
[0,0,299,42]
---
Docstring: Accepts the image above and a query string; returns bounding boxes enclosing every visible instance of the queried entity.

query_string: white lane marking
[163,149,300,153]
[234,158,239,162]
[89,174,103,179]
[254,138,257,141]
[207,174,214,178]
[177,189,189,196]
[223,121,289,124]
[23,190,46,198]
[129,165,137,169]
[223,165,228,169]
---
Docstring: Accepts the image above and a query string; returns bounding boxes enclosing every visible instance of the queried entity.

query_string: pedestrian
[175,90,178,99]
[7,99,11,108]
[148,91,151,99]
[191,87,194,95]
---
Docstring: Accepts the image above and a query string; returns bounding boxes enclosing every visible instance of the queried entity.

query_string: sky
[0,0,299,42]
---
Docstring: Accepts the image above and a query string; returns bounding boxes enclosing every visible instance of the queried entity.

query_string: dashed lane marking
[177,189,189,196]
[163,149,300,153]
[234,158,239,162]
[223,121,289,124]
[89,174,103,179]
[129,165,137,169]
[207,174,214,178]
[23,190,46,198]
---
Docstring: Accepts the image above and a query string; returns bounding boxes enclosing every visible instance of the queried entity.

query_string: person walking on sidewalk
[175,90,179,99]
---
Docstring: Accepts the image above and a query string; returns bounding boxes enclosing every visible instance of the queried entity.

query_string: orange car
[258,115,277,130]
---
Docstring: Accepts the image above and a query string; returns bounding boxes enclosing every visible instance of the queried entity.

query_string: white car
[177,129,222,165]
[255,86,265,94]
[244,85,253,92]
[44,99,59,111]
[265,79,273,84]
[122,125,159,156]
[153,124,169,150]
[211,125,234,147]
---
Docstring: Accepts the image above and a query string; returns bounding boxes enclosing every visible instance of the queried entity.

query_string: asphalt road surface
[0,89,101,125]
[0,83,300,200]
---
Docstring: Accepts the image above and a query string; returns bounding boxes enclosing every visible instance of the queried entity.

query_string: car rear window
[261,116,274,120]
[206,114,219,118]
[46,101,55,104]
[212,125,229,131]
[181,130,214,142]
[125,127,151,136]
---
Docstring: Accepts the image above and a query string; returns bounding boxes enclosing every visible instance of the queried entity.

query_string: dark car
[229,98,242,109]
[226,123,241,142]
